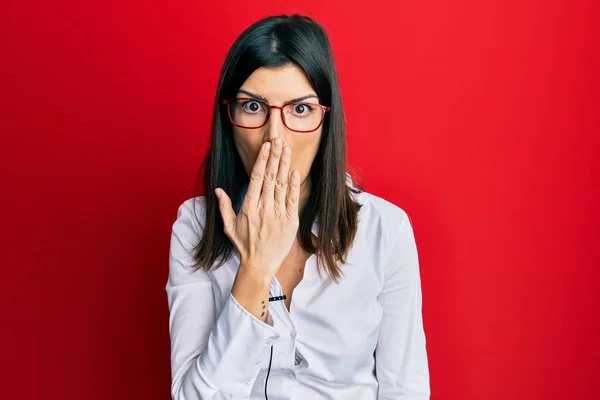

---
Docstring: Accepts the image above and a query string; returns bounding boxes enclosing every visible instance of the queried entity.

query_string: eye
[241,100,264,113]
[291,103,313,117]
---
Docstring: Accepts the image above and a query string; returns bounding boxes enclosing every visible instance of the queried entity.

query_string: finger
[286,170,301,217]
[245,142,270,207]
[274,144,291,211]
[215,188,236,236]
[260,138,283,209]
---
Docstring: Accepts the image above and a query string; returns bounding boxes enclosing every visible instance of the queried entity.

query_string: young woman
[167,14,430,400]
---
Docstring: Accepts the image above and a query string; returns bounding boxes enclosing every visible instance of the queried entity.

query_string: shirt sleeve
[376,211,430,399]
[166,199,280,399]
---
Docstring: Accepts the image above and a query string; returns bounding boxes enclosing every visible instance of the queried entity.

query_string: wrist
[231,264,272,322]
[235,262,273,290]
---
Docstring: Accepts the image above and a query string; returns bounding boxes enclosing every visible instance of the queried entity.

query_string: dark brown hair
[192,14,361,281]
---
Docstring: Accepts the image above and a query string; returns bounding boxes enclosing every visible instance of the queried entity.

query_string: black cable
[264,345,274,400]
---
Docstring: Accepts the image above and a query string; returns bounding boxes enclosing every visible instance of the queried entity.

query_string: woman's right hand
[215,138,301,283]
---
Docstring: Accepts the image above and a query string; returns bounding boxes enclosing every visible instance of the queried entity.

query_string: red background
[1,1,599,399]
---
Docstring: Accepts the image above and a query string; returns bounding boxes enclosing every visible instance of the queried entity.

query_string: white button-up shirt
[167,187,430,399]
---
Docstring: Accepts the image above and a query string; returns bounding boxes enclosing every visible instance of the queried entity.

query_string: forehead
[238,64,316,102]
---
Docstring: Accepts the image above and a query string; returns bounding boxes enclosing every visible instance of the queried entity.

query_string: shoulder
[350,188,417,264]
[168,196,209,286]
[346,173,409,233]
[339,188,419,286]
[353,189,411,240]
[357,190,408,222]
[172,196,207,239]
[350,190,419,282]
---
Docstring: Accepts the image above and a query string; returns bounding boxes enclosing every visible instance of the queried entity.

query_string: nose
[264,106,288,143]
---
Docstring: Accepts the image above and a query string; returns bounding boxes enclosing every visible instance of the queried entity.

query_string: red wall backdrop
[1,1,599,399]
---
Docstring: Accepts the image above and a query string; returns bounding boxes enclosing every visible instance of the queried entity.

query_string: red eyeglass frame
[223,97,331,133]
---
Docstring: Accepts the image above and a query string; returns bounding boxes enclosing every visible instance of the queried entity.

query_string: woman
[167,14,430,400]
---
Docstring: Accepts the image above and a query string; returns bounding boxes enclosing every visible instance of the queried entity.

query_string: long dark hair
[192,14,361,281]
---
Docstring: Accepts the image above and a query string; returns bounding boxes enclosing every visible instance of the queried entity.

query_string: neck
[299,176,311,211]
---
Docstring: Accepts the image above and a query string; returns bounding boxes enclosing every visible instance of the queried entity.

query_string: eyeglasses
[223,97,330,133]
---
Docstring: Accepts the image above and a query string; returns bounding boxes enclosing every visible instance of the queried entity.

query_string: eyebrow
[237,89,319,104]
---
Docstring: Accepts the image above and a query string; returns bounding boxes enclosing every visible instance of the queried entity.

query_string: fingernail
[214,189,221,198]
[274,138,282,148]
[264,142,271,151]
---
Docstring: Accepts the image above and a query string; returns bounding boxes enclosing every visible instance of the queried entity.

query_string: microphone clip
[268,295,287,302]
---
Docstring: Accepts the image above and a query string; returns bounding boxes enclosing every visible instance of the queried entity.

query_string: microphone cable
[264,345,273,400]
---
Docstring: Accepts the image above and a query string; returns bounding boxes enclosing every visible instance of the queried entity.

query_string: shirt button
[290,332,297,339]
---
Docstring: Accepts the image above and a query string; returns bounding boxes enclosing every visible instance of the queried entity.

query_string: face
[231,64,324,191]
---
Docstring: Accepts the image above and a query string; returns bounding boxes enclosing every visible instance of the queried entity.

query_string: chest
[261,247,385,385]
[276,245,311,310]
[211,238,386,382]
